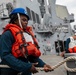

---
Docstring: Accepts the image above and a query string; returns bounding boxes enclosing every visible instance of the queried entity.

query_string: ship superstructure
[0,0,74,55]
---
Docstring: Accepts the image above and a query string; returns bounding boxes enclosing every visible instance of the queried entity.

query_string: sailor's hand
[43,64,53,72]
[30,63,38,74]
[60,51,65,57]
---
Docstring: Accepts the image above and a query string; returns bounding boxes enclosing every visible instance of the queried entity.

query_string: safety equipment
[69,37,76,48]
[69,46,76,53]
[25,26,40,48]
[3,24,41,58]
[9,8,29,20]
[68,37,76,53]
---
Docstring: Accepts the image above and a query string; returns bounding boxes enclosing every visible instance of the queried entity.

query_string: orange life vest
[69,46,76,53]
[3,24,41,58]
[68,37,76,53]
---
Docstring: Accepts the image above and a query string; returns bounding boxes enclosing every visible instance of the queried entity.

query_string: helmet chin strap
[17,13,23,29]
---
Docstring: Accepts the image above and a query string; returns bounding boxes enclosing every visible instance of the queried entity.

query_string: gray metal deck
[33,54,67,75]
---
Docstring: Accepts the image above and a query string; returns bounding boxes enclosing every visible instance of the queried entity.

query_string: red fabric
[69,46,76,53]
[27,42,41,57]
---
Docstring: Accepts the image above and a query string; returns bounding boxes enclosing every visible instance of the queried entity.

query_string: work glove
[30,63,38,74]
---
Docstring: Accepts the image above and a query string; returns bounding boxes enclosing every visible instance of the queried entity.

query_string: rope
[0,56,76,72]
[64,61,76,72]
[36,56,76,72]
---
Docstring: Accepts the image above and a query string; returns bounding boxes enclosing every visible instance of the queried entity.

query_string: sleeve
[65,38,70,53]
[34,57,46,67]
[0,31,32,72]
[28,56,45,67]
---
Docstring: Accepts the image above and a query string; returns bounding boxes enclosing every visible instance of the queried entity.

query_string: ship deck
[34,54,67,75]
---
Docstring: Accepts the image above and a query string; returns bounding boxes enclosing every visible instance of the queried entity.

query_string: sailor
[60,25,76,57]
[0,8,52,75]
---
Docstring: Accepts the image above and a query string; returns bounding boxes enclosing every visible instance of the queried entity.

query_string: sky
[56,0,76,26]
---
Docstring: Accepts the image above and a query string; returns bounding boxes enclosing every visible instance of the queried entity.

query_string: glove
[30,63,38,74]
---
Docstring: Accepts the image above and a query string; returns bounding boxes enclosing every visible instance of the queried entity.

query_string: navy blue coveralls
[0,30,45,75]
[65,38,70,53]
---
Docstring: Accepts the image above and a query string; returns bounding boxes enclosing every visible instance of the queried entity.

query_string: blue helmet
[9,8,29,20]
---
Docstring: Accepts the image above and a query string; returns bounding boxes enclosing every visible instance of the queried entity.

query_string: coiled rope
[36,56,76,72]
[0,56,76,72]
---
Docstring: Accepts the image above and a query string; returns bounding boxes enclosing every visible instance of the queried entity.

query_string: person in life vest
[60,25,76,57]
[0,8,52,75]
